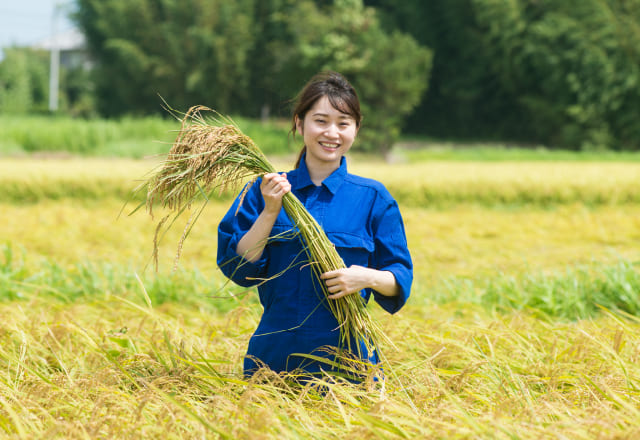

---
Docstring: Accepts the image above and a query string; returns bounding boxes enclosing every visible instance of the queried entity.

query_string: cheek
[303,124,323,139]
[343,128,357,144]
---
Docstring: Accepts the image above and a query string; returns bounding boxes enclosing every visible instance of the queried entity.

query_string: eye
[315,119,326,124]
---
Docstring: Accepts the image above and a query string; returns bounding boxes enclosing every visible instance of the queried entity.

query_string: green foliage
[433,260,640,320]
[74,0,256,116]
[0,242,244,311]
[368,0,508,141]
[73,0,432,154]
[284,0,432,153]
[4,240,640,321]
[0,115,294,158]
[241,0,301,119]
[397,144,640,162]
[62,65,98,118]
[371,0,640,150]
[0,115,174,155]
[0,48,49,114]
[470,0,640,150]
[0,47,96,116]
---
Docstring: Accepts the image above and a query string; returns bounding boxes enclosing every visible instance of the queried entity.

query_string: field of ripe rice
[1,157,640,439]
[1,157,639,206]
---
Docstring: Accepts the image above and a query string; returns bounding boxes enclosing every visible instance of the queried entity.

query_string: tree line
[1,0,639,152]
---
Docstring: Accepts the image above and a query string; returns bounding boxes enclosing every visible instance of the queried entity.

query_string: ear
[295,115,304,136]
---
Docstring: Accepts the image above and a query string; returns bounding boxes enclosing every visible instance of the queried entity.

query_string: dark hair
[290,71,362,168]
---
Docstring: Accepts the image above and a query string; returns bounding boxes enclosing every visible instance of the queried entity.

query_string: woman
[217,71,413,378]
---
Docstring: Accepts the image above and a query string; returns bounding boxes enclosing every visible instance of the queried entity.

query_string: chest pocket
[327,231,375,268]
[267,220,375,270]
[265,222,303,271]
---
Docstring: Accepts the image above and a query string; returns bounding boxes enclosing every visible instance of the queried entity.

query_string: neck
[305,155,340,186]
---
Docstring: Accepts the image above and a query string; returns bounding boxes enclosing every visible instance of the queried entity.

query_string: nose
[324,123,339,138]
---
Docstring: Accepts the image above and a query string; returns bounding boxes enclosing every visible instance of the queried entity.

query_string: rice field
[2,156,640,439]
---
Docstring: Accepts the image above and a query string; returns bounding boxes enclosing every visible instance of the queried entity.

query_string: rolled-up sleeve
[217,180,268,287]
[369,197,413,314]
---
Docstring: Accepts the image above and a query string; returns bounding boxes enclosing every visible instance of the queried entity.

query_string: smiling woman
[294,96,358,183]
[290,72,362,176]
[217,71,413,379]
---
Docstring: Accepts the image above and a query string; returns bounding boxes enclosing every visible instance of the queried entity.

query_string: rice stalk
[138,105,390,367]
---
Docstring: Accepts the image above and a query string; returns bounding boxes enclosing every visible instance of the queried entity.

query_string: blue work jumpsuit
[217,155,413,376]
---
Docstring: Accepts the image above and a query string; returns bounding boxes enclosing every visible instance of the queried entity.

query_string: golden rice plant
[135,105,390,368]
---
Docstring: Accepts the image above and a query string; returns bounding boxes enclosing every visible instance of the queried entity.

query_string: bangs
[327,94,360,124]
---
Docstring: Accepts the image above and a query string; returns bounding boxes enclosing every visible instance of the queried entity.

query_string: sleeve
[216,179,269,287]
[368,195,413,314]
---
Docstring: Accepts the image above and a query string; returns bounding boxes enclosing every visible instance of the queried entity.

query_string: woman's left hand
[321,265,400,299]
[320,265,373,299]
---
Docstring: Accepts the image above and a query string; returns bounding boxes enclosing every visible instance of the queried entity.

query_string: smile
[319,142,340,149]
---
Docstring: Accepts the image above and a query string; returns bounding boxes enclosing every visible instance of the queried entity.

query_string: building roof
[33,28,85,51]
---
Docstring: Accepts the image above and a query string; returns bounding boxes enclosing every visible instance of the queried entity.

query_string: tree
[74,0,432,154]
[242,0,300,119]
[470,0,640,150]
[0,48,49,114]
[74,0,256,116]
[284,0,433,153]
[366,0,640,150]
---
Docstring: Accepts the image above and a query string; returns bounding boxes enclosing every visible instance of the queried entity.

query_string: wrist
[260,206,281,220]
[371,269,399,297]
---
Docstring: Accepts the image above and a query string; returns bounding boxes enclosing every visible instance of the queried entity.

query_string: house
[33,28,90,70]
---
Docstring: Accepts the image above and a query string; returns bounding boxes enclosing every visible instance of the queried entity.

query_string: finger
[263,178,287,195]
[262,173,287,189]
[270,180,289,193]
[328,290,354,300]
[320,270,339,280]
[277,181,291,193]
[264,172,281,178]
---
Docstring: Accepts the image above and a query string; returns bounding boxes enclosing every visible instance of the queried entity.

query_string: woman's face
[296,96,358,169]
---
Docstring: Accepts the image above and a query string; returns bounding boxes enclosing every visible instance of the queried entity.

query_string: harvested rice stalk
[136,105,390,364]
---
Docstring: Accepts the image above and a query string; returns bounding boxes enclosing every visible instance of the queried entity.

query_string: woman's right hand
[260,173,291,216]
[235,173,290,262]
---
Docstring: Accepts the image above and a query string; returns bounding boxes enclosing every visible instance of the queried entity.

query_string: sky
[0,0,75,55]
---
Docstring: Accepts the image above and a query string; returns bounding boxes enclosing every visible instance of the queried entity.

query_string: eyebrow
[311,112,353,119]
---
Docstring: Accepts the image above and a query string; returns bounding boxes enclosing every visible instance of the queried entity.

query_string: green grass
[0,243,250,312]
[424,259,640,320]
[4,114,640,162]
[0,115,296,158]
[391,142,640,162]
[4,241,639,321]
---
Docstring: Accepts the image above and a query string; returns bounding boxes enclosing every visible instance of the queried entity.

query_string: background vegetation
[370,0,640,150]
[2,0,639,152]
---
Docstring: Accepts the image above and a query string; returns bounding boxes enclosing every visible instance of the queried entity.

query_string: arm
[235,172,290,262]
[322,196,412,312]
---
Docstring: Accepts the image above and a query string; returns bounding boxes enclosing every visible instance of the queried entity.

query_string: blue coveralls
[217,155,413,376]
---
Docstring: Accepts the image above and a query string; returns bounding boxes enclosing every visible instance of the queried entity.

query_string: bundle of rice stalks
[135,105,390,366]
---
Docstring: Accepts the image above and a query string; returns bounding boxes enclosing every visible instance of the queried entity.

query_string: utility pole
[48,2,61,112]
